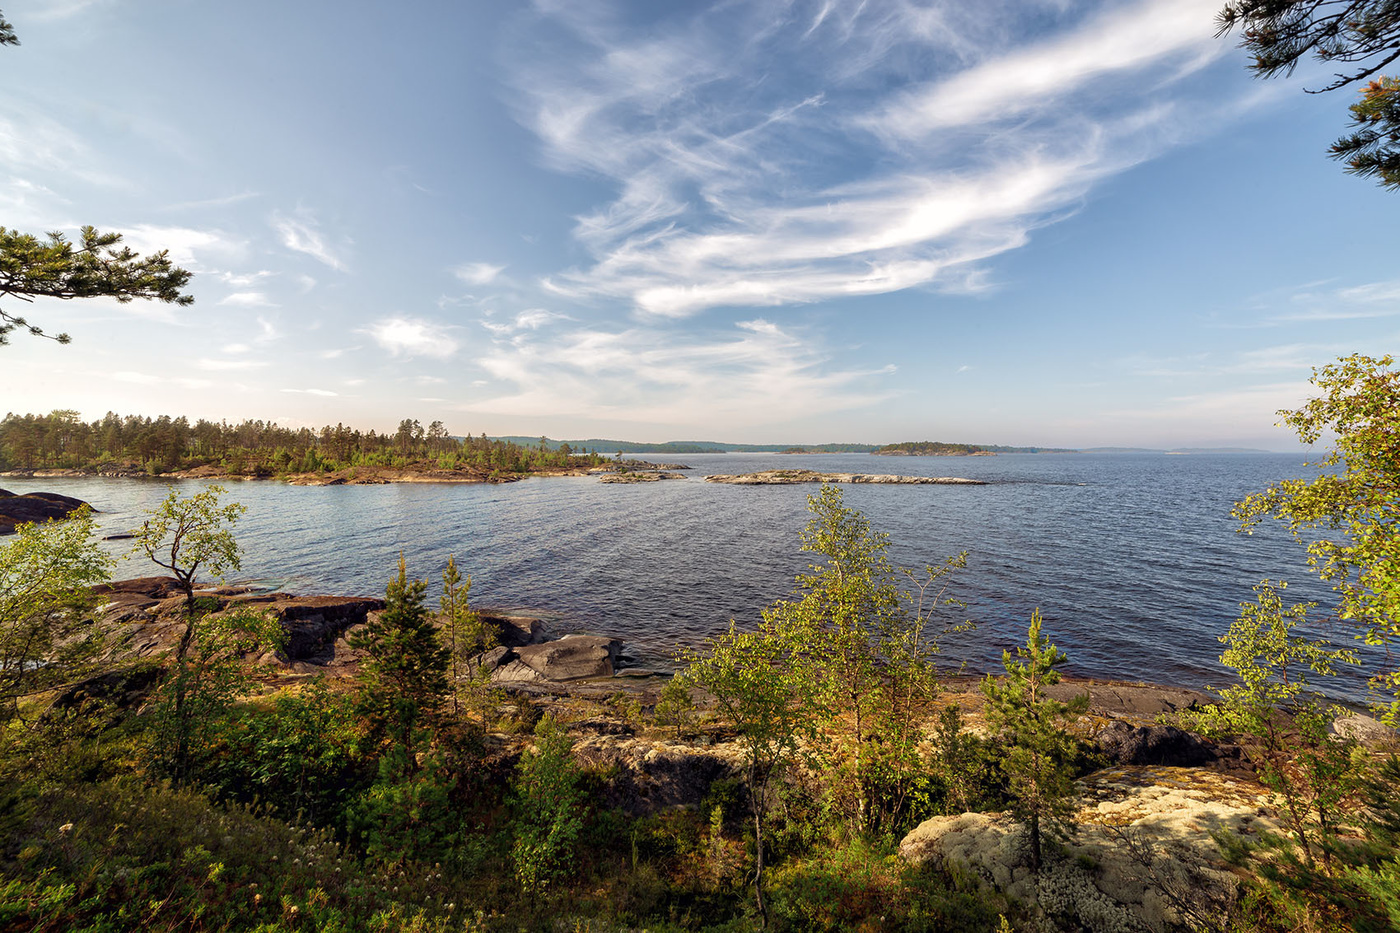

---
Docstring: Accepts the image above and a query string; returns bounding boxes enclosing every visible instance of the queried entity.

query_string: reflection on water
[4,452,1370,696]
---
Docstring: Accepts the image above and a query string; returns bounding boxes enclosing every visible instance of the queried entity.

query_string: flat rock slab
[598,472,687,483]
[0,490,91,534]
[704,470,984,485]
[513,634,623,681]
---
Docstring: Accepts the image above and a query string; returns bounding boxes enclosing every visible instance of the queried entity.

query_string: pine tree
[981,609,1088,872]
[350,556,451,771]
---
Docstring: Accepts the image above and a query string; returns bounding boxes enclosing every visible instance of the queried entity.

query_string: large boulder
[900,766,1276,932]
[481,614,549,648]
[0,490,91,534]
[513,634,622,681]
[1095,721,1215,767]
[255,595,385,663]
[573,734,742,815]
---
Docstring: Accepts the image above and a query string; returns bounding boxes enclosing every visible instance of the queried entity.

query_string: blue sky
[1,0,1395,448]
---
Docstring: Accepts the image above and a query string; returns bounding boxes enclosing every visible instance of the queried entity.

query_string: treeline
[872,440,991,456]
[0,410,603,476]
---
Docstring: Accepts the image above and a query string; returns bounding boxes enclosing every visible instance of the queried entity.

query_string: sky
[0,0,1396,449]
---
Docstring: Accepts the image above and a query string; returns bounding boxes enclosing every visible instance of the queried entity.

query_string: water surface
[5,452,1373,697]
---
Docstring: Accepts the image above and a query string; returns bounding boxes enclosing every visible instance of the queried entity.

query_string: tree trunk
[751,765,769,928]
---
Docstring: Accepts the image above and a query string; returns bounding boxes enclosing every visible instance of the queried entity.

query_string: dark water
[3,452,1377,698]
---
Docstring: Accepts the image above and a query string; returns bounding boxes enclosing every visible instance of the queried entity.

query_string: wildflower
[58,823,74,835]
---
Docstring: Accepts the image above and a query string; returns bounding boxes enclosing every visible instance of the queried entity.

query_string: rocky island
[0,488,91,534]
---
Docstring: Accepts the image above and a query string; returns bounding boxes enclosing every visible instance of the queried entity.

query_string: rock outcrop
[598,472,687,483]
[1094,721,1216,767]
[93,576,384,667]
[0,489,91,534]
[572,734,742,816]
[510,634,624,681]
[900,766,1274,932]
[704,470,985,485]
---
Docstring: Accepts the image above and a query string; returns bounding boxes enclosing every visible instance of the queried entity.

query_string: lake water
[2,452,1379,699]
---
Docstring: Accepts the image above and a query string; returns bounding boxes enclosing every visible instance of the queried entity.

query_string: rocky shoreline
[0,459,694,490]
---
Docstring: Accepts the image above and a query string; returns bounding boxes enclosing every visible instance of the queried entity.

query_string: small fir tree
[440,554,495,718]
[350,556,451,770]
[980,609,1089,872]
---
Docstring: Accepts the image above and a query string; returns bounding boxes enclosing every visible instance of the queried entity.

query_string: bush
[0,777,469,932]
[509,715,586,893]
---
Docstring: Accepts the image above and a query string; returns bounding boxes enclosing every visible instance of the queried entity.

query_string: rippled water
[3,452,1378,697]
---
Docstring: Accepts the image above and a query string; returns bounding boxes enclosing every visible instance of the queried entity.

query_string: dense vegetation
[0,411,604,478]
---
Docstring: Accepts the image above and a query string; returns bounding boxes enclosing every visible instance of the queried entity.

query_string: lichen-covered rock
[900,766,1274,932]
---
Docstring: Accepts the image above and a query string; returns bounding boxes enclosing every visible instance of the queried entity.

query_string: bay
[2,452,1376,699]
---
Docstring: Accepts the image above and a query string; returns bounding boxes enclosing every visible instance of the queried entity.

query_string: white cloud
[453,262,506,286]
[462,316,895,426]
[117,224,246,270]
[361,316,461,358]
[481,308,571,335]
[223,343,251,354]
[216,270,275,288]
[271,210,348,271]
[281,388,340,397]
[513,0,1243,317]
[868,0,1222,141]
[219,291,274,307]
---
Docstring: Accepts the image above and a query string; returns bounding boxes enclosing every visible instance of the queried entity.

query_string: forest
[0,411,604,478]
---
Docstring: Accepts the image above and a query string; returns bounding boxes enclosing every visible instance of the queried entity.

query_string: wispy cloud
[361,316,461,358]
[272,210,348,271]
[219,291,275,307]
[453,261,506,286]
[481,308,571,335]
[281,388,340,397]
[513,0,1234,317]
[1272,278,1400,322]
[462,316,895,426]
[161,191,260,212]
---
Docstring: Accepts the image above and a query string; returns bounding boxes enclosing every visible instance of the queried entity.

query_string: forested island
[0,411,604,482]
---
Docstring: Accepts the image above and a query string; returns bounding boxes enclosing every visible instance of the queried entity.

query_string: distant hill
[489,437,799,454]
